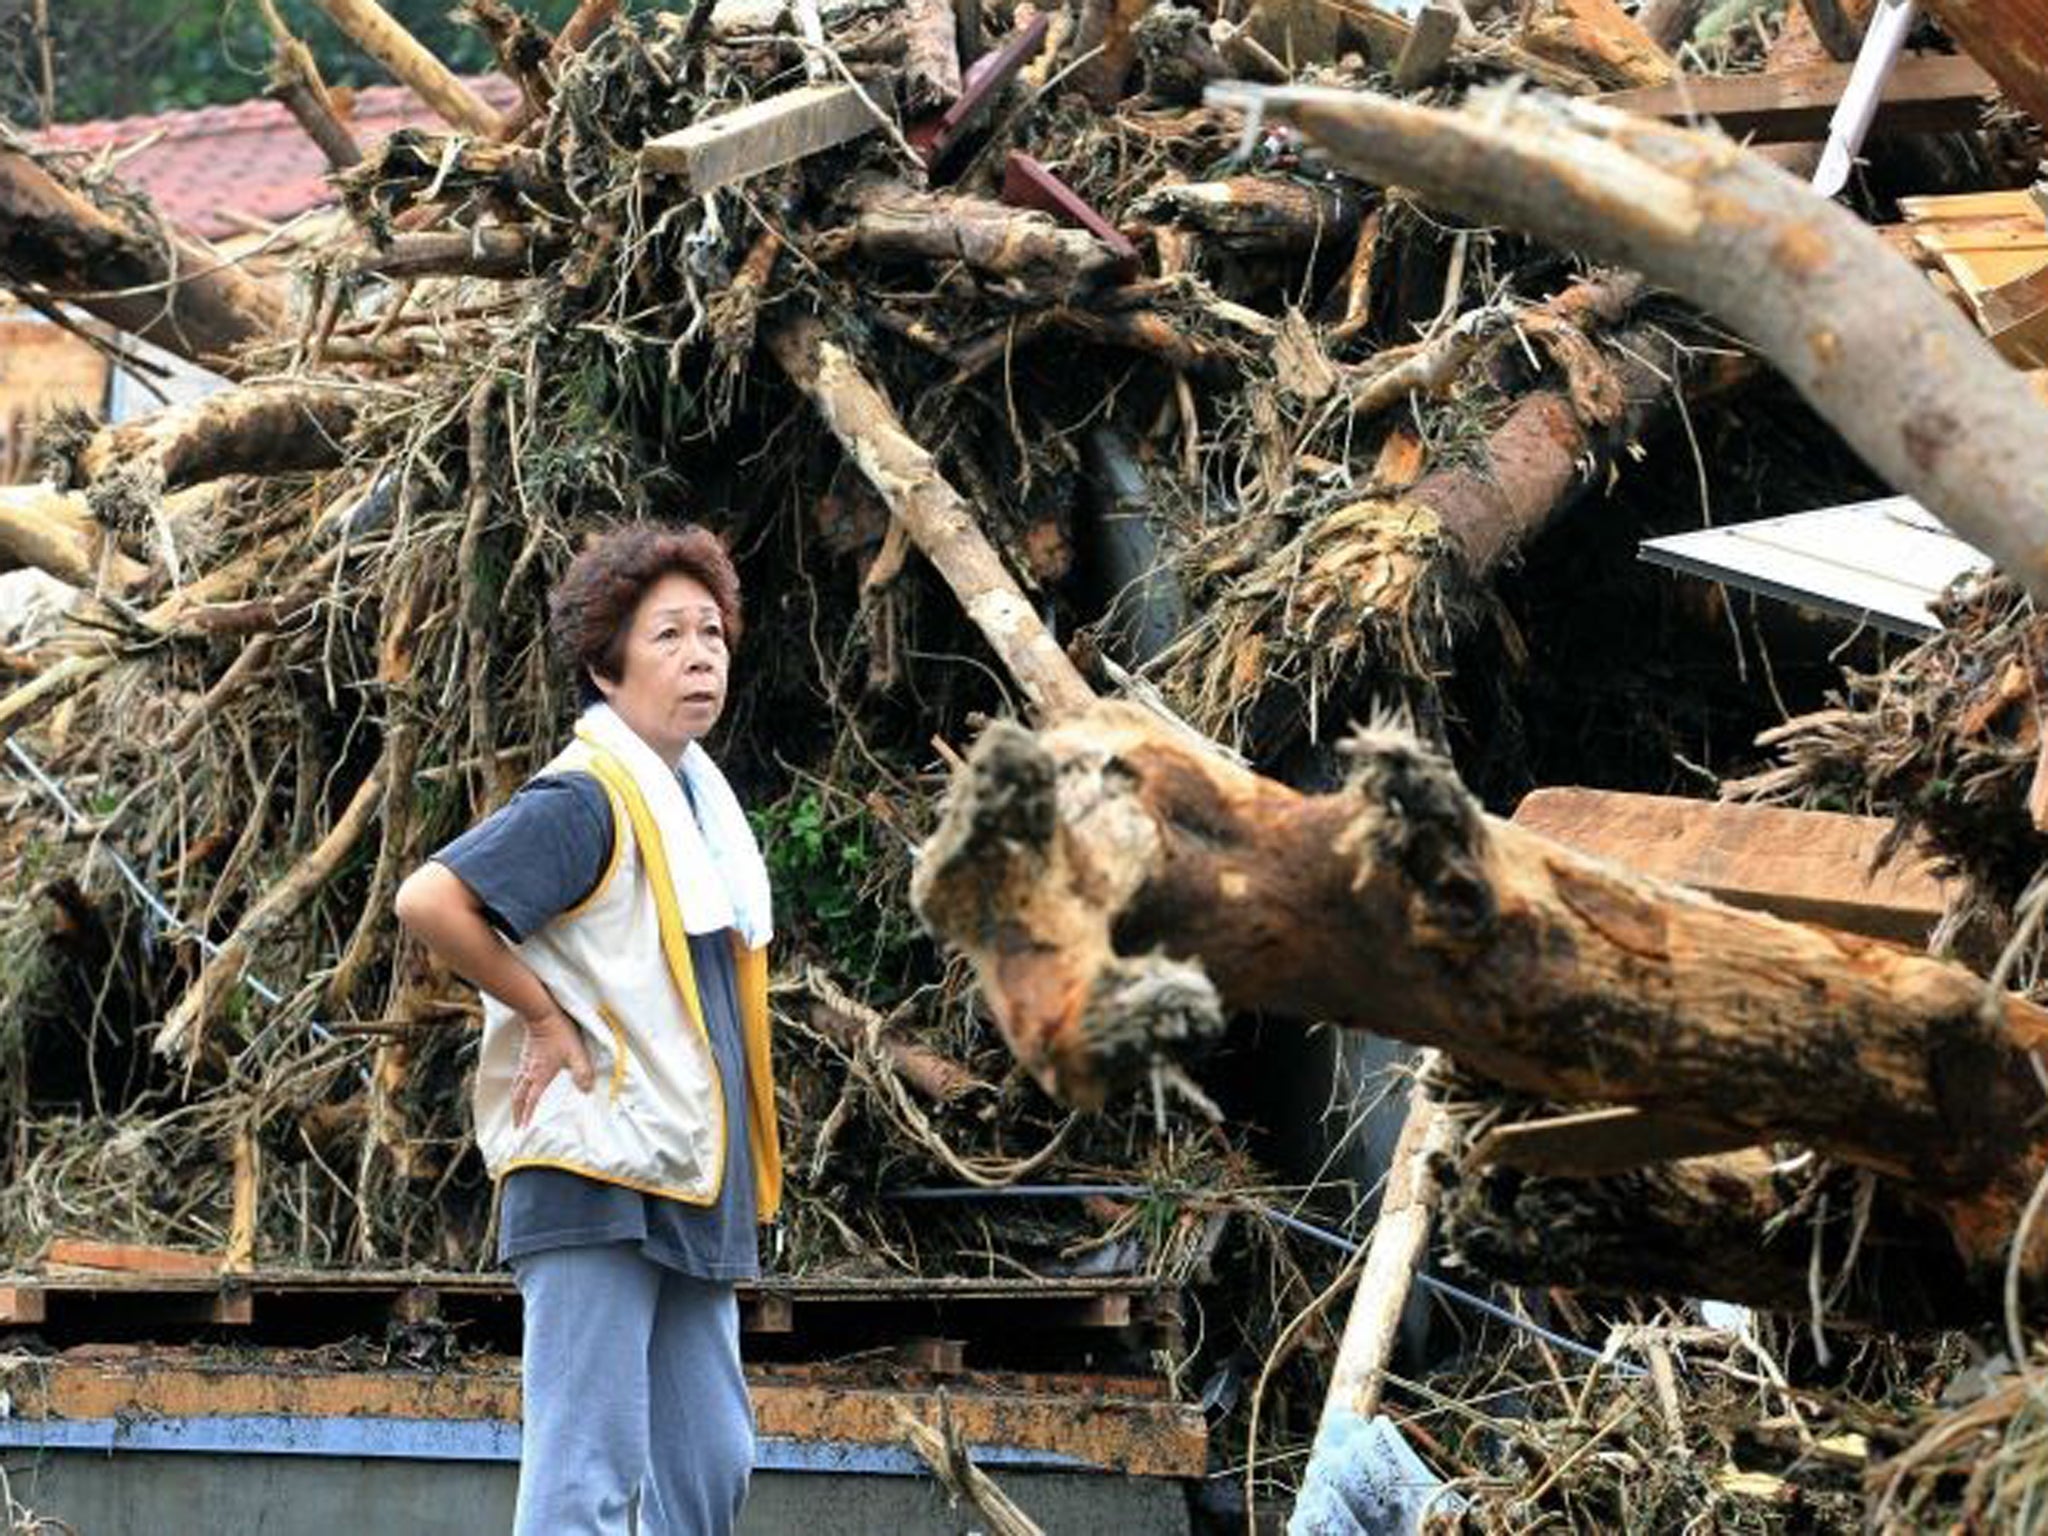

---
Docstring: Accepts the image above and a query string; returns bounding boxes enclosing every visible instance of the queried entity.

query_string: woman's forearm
[394,863,564,1022]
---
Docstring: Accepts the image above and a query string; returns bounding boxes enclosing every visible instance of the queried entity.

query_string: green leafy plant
[754,789,919,996]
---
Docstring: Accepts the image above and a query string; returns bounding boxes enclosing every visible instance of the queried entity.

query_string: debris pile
[4,0,2048,1522]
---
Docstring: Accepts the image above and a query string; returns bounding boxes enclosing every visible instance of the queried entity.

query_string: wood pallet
[0,1267,1183,1374]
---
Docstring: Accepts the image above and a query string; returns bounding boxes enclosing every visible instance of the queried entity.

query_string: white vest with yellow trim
[472,718,783,1221]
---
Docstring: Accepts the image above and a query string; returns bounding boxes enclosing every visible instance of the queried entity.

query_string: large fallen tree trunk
[0,138,288,372]
[1234,83,2048,609]
[911,703,2048,1311]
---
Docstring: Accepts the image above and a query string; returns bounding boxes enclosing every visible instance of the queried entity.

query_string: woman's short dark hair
[550,523,743,703]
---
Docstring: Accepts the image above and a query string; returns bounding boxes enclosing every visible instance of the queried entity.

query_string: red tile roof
[36,77,524,241]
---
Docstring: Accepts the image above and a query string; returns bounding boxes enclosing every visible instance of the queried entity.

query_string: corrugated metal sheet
[1638,496,1990,636]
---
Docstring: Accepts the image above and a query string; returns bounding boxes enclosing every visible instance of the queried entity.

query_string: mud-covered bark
[60,385,357,499]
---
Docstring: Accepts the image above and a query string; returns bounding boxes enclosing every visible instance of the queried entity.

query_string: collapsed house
[3,0,2048,1527]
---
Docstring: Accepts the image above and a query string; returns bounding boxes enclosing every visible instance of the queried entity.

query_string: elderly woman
[394,523,778,1536]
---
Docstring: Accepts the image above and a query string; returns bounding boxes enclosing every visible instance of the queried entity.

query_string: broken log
[911,703,2048,1306]
[845,180,1122,300]
[768,316,1096,720]
[254,0,361,170]
[59,386,356,540]
[1520,0,1676,89]
[348,228,565,281]
[0,484,150,591]
[1129,176,1363,256]
[806,1000,991,1104]
[0,140,287,372]
[1413,316,1676,575]
[1242,83,2048,610]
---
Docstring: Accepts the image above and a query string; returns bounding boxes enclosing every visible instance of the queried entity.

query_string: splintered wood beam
[1599,52,2000,142]
[1246,83,2048,608]
[641,84,878,195]
[767,316,1096,720]
[307,0,507,136]
[911,703,2048,1306]
[1510,787,1948,943]
[1523,0,1675,88]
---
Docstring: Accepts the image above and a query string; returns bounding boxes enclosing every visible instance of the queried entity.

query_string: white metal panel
[1638,495,1990,635]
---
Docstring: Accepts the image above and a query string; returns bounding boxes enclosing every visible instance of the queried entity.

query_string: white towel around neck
[574,702,773,949]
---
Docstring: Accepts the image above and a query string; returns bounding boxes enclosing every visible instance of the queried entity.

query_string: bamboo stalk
[306,0,508,136]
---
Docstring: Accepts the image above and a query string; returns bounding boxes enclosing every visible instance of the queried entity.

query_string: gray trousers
[512,1243,755,1535]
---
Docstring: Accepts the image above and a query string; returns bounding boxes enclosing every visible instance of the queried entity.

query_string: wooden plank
[1939,249,2048,303]
[0,1286,46,1324]
[43,1239,222,1277]
[1983,268,2048,364]
[1470,1106,1756,1177]
[1598,52,1998,142]
[1900,189,2045,221]
[640,84,877,195]
[1393,2,1461,90]
[1510,787,1948,944]
[1913,227,2048,254]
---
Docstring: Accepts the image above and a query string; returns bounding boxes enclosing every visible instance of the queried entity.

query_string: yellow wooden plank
[1899,189,2043,222]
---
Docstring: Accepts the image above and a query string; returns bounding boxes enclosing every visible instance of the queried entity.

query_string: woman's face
[595,570,730,762]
